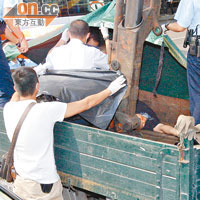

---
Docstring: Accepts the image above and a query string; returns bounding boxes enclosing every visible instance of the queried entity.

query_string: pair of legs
[187,53,200,125]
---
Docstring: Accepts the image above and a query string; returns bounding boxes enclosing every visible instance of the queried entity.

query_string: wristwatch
[165,22,170,31]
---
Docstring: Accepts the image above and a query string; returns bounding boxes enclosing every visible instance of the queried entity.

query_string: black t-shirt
[136,101,160,131]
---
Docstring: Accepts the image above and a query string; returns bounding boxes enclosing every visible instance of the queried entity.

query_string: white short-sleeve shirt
[46,38,109,70]
[174,0,200,31]
[3,100,67,184]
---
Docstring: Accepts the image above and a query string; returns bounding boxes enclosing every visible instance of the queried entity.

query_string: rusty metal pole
[124,0,144,115]
[113,0,125,42]
[125,0,144,28]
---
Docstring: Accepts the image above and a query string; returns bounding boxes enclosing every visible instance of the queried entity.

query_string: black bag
[0,102,36,182]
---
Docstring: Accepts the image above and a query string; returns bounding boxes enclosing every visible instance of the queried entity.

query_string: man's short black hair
[87,26,105,47]
[12,67,38,97]
[69,20,89,38]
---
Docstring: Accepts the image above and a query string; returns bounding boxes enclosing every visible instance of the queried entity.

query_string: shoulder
[3,102,12,112]
[36,101,67,122]
[85,44,106,55]
[50,44,68,55]
[36,101,67,112]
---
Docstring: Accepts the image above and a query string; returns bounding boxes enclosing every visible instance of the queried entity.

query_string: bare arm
[166,22,186,32]
[104,38,109,54]
[4,8,28,53]
[4,27,19,44]
[65,89,111,118]
[64,75,126,118]
[153,123,179,136]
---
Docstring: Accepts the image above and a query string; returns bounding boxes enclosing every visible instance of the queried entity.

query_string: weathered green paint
[53,122,181,199]
[0,108,200,199]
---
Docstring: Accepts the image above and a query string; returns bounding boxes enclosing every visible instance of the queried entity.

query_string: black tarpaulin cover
[38,70,127,129]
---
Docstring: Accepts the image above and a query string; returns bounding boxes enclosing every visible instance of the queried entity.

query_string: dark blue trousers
[187,53,200,124]
[0,41,14,108]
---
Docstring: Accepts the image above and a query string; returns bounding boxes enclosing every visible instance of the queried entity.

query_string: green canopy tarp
[4,0,186,68]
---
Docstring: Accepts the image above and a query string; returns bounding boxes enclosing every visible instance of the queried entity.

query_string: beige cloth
[174,115,200,142]
[14,175,63,200]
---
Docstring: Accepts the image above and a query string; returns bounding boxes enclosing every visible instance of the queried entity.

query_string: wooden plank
[60,173,157,200]
[55,147,178,190]
[60,172,177,200]
[55,122,178,149]
[54,123,179,176]
[55,140,178,177]
[53,122,181,199]
[140,130,179,144]
[54,122,178,157]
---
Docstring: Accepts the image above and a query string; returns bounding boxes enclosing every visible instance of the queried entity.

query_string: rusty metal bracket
[177,132,190,164]
[110,0,162,116]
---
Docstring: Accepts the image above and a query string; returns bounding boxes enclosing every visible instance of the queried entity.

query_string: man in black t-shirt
[135,101,179,136]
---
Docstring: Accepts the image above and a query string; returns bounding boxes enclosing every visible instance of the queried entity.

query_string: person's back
[4,100,66,183]
[35,20,109,74]
[46,38,109,70]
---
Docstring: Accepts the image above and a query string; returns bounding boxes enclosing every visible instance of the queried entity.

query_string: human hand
[34,62,52,76]
[107,75,126,96]
[100,23,109,40]
[18,38,28,53]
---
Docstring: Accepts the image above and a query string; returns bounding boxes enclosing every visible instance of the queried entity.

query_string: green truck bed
[0,108,200,200]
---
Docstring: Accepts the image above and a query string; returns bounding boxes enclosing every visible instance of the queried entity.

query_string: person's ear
[85,33,90,43]
[68,31,71,39]
[14,85,17,92]
[35,82,39,94]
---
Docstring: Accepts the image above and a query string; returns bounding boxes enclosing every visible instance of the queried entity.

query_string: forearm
[4,7,24,40]
[65,89,111,118]
[65,75,126,118]
[166,22,186,32]
[105,39,109,54]
[4,27,19,44]
[4,19,24,39]
[154,123,179,136]
[84,89,111,110]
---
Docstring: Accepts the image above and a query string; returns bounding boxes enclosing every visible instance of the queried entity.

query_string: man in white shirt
[34,20,109,75]
[3,67,126,200]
